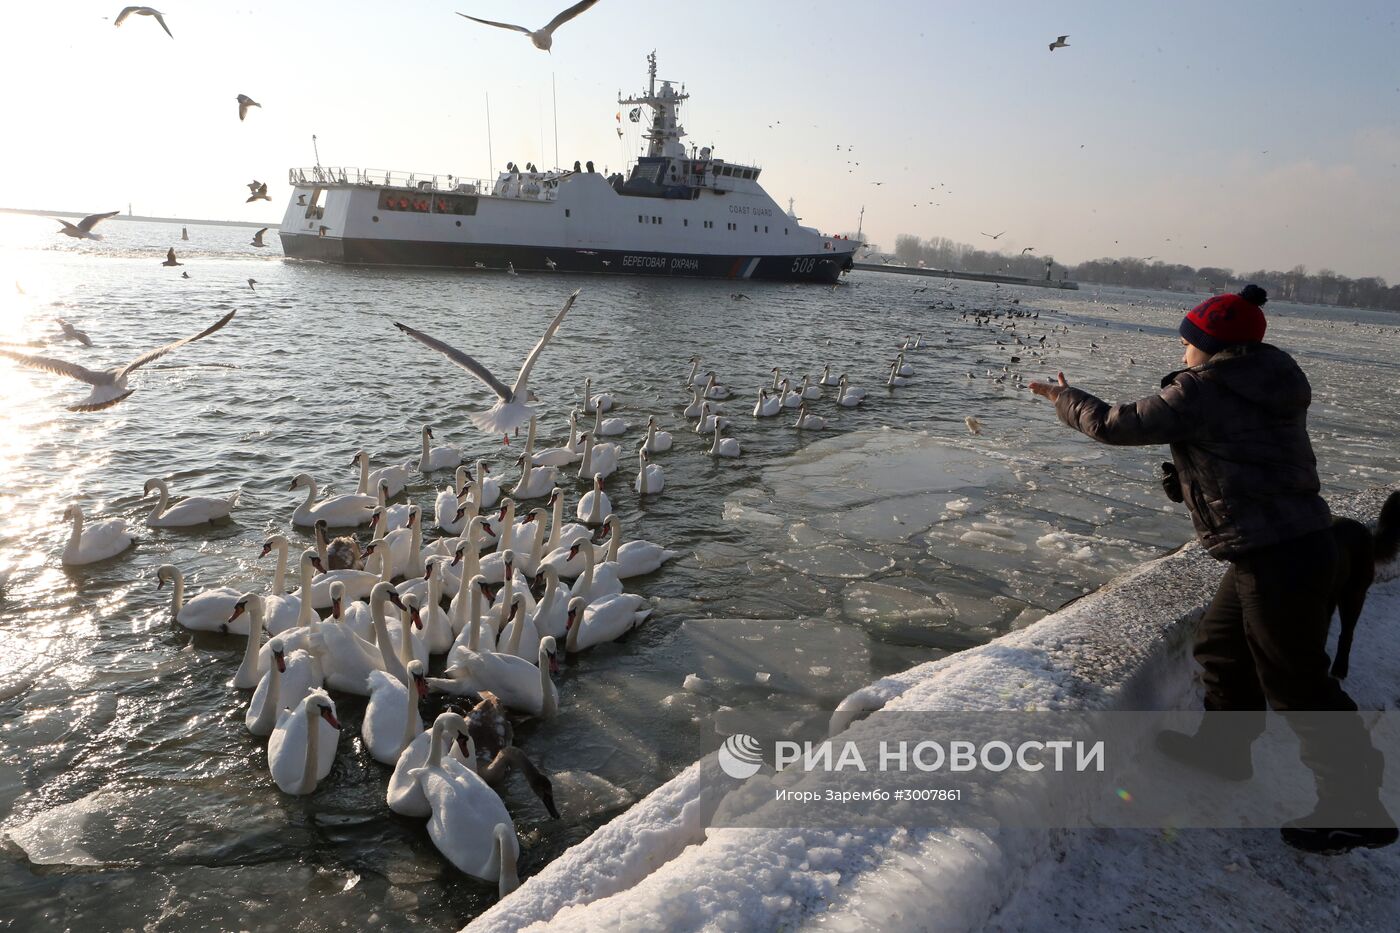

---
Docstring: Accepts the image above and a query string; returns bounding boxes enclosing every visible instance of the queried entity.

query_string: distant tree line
[887,231,1399,311]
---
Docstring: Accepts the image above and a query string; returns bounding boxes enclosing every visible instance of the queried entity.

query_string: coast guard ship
[278,53,857,283]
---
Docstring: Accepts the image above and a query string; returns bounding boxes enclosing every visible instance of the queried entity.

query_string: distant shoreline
[0,207,272,230]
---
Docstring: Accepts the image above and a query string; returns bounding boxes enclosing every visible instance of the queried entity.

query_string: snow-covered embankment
[465,486,1398,932]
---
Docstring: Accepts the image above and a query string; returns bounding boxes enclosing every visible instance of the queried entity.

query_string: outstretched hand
[1028,372,1070,402]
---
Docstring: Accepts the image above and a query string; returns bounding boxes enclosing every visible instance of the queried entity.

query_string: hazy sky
[5,1,1399,279]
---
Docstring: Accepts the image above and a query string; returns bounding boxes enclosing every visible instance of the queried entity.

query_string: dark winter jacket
[1054,343,1331,559]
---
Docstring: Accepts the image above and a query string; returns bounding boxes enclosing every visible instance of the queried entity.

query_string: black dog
[1328,490,1400,678]
[1162,466,1397,679]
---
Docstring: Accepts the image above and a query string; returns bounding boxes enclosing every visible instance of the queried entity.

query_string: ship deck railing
[288,166,562,202]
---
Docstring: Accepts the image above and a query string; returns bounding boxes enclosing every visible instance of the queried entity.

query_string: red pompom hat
[1180,289,1267,354]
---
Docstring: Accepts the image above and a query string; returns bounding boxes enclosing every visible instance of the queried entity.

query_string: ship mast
[618,50,689,160]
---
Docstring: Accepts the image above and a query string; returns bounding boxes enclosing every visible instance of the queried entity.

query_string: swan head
[269,635,288,672]
[155,564,178,589]
[592,473,604,491]
[224,592,261,634]
[401,593,424,629]
[289,472,313,491]
[502,550,516,575]
[470,575,494,606]
[507,591,526,619]
[409,660,428,698]
[142,478,164,497]
[547,487,562,507]
[407,505,420,527]
[541,635,559,674]
[423,425,434,440]
[259,535,283,559]
[565,541,582,563]
[565,597,583,629]
[306,689,341,730]
[329,581,346,618]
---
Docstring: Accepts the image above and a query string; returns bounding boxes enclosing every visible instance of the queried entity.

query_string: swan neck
[426,718,447,769]
[357,454,370,496]
[169,566,185,617]
[541,650,558,716]
[271,540,288,594]
[235,603,265,684]
[401,676,419,752]
[298,701,322,794]
[148,482,169,521]
[607,522,621,563]
[296,557,315,626]
[497,828,520,898]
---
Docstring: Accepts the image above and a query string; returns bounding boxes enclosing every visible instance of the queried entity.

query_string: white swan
[373,481,413,532]
[682,388,706,418]
[495,592,541,661]
[394,290,580,439]
[418,424,464,473]
[795,402,829,431]
[836,375,865,407]
[258,535,304,633]
[591,405,628,438]
[695,402,730,434]
[527,565,570,639]
[307,581,398,694]
[289,472,375,528]
[582,375,614,413]
[384,592,431,671]
[228,593,270,689]
[575,433,619,480]
[564,594,653,652]
[798,375,822,400]
[352,449,411,497]
[640,416,673,453]
[61,504,132,566]
[818,364,842,386]
[247,638,321,738]
[259,553,323,668]
[576,473,612,525]
[157,564,243,632]
[895,353,914,377]
[435,466,473,534]
[528,414,582,467]
[143,477,237,527]
[510,510,551,579]
[684,356,710,388]
[413,754,520,897]
[511,454,557,499]
[448,636,559,717]
[599,515,677,579]
[779,379,803,409]
[383,505,421,579]
[473,459,502,510]
[570,539,623,605]
[634,450,664,495]
[753,388,781,418]
[544,487,592,552]
[701,372,731,400]
[387,711,472,817]
[363,660,426,765]
[709,425,741,458]
[887,361,910,387]
[267,689,341,795]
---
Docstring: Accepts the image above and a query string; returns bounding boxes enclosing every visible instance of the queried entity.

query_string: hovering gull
[965,416,983,436]
[600,259,611,267]
[56,210,120,240]
[246,181,271,203]
[0,310,235,411]
[981,231,1006,240]
[115,6,173,39]
[1049,35,1069,51]
[395,289,580,440]
[251,227,268,247]
[1021,246,1035,254]
[474,261,486,269]
[56,319,92,347]
[247,279,257,291]
[545,257,557,271]
[455,0,598,52]
[507,262,518,276]
[181,271,190,279]
[162,247,181,267]
[730,293,750,301]
[237,94,261,121]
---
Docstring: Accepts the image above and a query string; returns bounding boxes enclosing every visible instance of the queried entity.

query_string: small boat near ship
[278,53,858,284]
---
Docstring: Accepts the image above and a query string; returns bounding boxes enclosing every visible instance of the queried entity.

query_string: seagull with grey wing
[246,181,271,203]
[56,210,120,241]
[1049,35,1069,51]
[395,289,580,442]
[56,319,92,347]
[251,227,268,248]
[237,95,261,121]
[115,7,173,38]
[0,311,235,411]
[455,0,598,52]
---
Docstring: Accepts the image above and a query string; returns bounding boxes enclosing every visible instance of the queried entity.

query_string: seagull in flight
[56,319,92,347]
[115,7,173,39]
[162,247,181,267]
[965,416,983,436]
[1049,35,1069,51]
[251,227,268,247]
[246,181,271,203]
[455,0,598,52]
[237,94,261,121]
[0,310,235,411]
[545,257,557,271]
[1021,246,1035,254]
[247,279,258,291]
[56,210,120,240]
[981,231,1006,240]
[395,290,580,440]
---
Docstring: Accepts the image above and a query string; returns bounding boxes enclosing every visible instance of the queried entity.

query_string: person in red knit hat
[1029,285,1395,855]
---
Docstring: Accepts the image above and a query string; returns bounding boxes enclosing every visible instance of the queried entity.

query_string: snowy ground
[463,487,1399,933]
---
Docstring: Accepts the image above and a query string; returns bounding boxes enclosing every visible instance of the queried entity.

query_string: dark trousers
[1194,527,1383,802]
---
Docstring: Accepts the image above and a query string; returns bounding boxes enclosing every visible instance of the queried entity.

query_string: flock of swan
[30,284,942,901]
